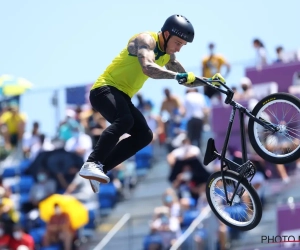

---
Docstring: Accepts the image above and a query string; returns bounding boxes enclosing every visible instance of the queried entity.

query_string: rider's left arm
[165,54,186,73]
[165,54,207,87]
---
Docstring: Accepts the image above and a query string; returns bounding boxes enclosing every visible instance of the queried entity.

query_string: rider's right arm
[127,33,177,79]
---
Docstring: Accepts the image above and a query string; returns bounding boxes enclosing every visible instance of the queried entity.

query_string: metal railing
[170,205,212,250]
[92,206,217,250]
[94,213,131,250]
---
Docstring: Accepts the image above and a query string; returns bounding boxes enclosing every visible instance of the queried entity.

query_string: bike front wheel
[248,93,300,164]
[206,170,262,231]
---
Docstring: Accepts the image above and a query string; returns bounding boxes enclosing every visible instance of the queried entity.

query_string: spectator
[58,110,81,142]
[237,77,255,100]
[107,163,126,199]
[74,105,83,123]
[249,170,266,203]
[21,169,56,214]
[22,121,41,158]
[150,206,181,250]
[164,109,186,153]
[43,203,75,250]
[135,92,147,112]
[274,46,285,64]
[274,46,298,64]
[183,89,209,148]
[172,164,194,199]
[81,108,107,148]
[64,125,93,161]
[160,88,182,117]
[202,43,230,100]
[0,187,19,235]
[0,177,11,198]
[147,242,163,250]
[162,188,181,219]
[57,166,80,191]
[179,196,195,216]
[40,138,84,190]
[26,134,55,161]
[143,100,164,143]
[293,71,300,86]
[253,38,268,69]
[0,102,26,150]
[231,86,242,100]
[288,71,300,94]
[115,160,138,199]
[64,172,98,204]
[274,163,291,184]
[167,133,201,168]
[0,222,10,249]
[168,134,210,201]
[8,225,34,250]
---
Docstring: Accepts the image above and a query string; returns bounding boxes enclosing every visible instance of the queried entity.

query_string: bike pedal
[203,138,218,166]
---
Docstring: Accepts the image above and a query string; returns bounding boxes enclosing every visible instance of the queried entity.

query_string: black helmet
[161,14,194,43]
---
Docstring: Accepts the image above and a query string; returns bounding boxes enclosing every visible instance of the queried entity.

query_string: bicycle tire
[248,93,300,164]
[206,170,262,231]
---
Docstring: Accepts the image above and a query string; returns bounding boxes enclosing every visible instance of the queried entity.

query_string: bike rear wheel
[248,93,300,164]
[206,170,262,231]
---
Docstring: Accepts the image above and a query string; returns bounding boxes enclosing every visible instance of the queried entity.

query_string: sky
[0,0,299,136]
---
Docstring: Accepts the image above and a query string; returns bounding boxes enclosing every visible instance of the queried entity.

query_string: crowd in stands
[141,86,230,250]
[0,102,115,249]
[0,38,299,250]
[0,96,158,249]
[141,39,300,250]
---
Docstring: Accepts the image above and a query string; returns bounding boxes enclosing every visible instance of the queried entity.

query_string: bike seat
[203,138,218,166]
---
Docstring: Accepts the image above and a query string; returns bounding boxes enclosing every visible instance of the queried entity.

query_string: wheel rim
[253,99,300,158]
[209,175,256,227]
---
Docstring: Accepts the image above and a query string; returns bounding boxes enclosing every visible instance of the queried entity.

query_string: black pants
[87,86,153,173]
[187,117,203,148]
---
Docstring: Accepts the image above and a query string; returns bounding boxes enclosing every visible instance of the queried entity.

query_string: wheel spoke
[252,95,300,161]
[208,173,260,229]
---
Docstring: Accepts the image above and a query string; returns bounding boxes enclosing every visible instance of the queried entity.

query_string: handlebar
[178,76,234,104]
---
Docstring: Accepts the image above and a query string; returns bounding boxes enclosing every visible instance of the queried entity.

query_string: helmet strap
[162,32,172,52]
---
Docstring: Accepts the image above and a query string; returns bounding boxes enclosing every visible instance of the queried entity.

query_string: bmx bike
[179,76,300,231]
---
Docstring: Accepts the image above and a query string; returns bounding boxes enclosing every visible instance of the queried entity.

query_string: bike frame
[192,77,279,205]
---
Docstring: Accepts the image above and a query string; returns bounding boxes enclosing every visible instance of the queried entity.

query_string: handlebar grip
[178,78,187,85]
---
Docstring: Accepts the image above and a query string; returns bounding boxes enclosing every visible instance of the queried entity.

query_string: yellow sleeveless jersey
[91,31,170,98]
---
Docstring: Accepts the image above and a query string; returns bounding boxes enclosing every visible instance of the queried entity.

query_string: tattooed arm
[127,33,177,79]
[165,54,186,73]
[165,52,206,86]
